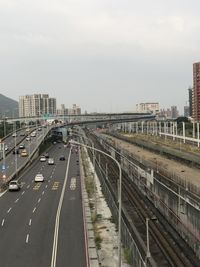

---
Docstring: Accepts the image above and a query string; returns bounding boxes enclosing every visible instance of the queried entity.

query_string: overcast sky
[0,0,200,113]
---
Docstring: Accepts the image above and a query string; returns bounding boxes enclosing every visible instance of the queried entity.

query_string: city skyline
[1,1,200,113]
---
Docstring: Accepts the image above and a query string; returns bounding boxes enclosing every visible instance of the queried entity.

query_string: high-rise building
[19,94,56,117]
[184,106,189,117]
[69,104,81,115]
[171,106,179,119]
[192,62,200,121]
[188,87,193,117]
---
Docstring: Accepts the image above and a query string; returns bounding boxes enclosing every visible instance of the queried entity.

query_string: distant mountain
[0,94,18,118]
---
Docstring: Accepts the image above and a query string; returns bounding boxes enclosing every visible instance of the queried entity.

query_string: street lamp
[69,139,122,267]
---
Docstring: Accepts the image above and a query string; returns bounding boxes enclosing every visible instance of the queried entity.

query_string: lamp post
[69,139,122,267]
[14,121,18,178]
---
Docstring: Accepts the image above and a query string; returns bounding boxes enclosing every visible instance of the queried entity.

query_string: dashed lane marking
[26,234,29,243]
[7,208,12,213]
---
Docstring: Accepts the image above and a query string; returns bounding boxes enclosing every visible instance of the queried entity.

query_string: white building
[136,102,159,114]
[19,94,56,117]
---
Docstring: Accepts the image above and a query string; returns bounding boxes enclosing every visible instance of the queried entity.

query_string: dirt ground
[102,134,200,188]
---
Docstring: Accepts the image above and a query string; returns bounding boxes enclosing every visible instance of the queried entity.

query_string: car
[30,131,36,137]
[19,143,25,149]
[34,173,44,182]
[25,128,30,132]
[13,148,19,154]
[45,152,49,158]
[20,132,25,136]
[12,133,17,137]
[4,145,8,151]
[26,136,31,141]
[40,155,46,162]
[21,149,28,157]
[59,155,65,161]
[8,180,21,191]
[38,127,42,131]
[48,158,54,165]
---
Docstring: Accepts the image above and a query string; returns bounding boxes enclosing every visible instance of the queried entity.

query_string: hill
[0,94,18,118]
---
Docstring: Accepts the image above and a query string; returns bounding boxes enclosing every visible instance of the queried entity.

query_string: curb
[80,150,99,267]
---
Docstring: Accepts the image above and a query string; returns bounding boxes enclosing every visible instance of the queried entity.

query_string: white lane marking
[1,219,5,226]
[42,191,45,195]
[46,185,48,188]
[38,198,41,203]
[27,185,30,189]
[51,149,71,267]
[15,198,19,203]
[7,208,12,213]
[32,207,36,213]
[21,191,25,195]
[26,234,29,243]
[29,219,32,226]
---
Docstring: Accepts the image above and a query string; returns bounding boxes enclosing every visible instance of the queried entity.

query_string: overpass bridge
[0,112,155,125]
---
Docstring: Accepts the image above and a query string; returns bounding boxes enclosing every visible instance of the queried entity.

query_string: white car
[48,158,54,165]
[40,156,46,162]
[34,173,44,182]
[30,131,36,137]
[26,136,31,141]
[12,133,17,137]
[8,180,21,191]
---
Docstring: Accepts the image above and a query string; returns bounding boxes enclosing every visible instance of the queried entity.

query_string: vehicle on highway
[26,136,31,141]
[21,149,28,157]
[30,131,36,137]
[19,143,25,149]
[4,145,8,151]
[59,155,65,161]
[40,155,46,162]
[34,173,44,182]
[48,158,54,165]
[38,127,42,131]
[13,148,19,154]
[45,152,49,158]
[12,133,17,137]
[8,180,21,191]
[20,132,25,136]
[25,128,30,132]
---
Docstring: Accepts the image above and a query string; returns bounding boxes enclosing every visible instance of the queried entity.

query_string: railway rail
[83,130,200,267]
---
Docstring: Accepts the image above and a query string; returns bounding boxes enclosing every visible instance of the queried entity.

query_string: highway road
[0,127,49,182]
[0,143,87,267]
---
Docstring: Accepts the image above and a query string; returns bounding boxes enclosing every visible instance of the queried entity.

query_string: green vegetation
[124,247,132,265]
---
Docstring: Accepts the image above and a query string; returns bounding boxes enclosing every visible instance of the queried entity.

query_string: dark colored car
[59,155,65,161]
[19,144,25,149]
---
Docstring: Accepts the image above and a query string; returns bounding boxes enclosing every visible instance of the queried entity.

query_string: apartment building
[19,94,56,117]
[192,62,200,121]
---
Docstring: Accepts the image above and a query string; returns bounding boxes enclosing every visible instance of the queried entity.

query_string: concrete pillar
[193,122,195,138]
[182,122,186,144]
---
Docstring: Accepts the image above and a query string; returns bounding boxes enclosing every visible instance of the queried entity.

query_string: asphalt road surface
[0,143,87,267]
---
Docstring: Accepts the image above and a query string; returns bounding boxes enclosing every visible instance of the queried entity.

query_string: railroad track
[84,130,199,267]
